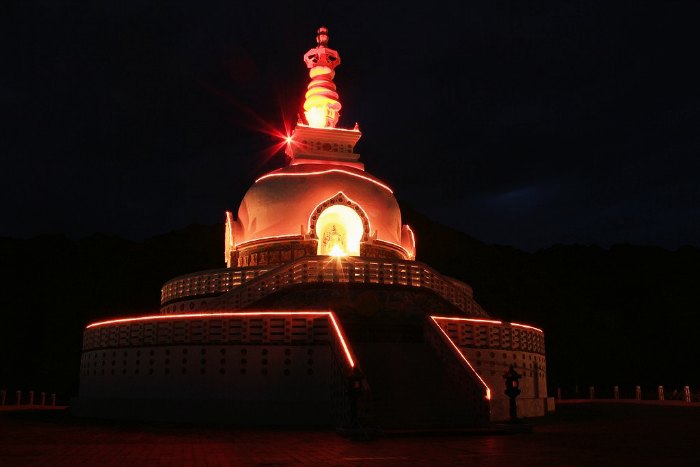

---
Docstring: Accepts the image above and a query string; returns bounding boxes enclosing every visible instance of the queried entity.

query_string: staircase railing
[425,316,491,424]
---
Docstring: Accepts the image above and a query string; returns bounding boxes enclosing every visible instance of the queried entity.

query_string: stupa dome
[238,162,401,244]
[227,161,415,268]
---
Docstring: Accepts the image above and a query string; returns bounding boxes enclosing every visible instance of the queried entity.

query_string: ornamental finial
[316,26,329,47]
[303,27,342,128]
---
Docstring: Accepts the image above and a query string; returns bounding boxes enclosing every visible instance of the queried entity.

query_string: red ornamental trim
[85,311,355,369]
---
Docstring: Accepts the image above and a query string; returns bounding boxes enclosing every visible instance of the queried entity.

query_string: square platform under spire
[286,124,363,168]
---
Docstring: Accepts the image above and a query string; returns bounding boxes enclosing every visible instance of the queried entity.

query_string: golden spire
[303,27,342,128]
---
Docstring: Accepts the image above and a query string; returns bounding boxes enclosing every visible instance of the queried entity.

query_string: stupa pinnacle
[303,27,342,128]
[285,27,362,166]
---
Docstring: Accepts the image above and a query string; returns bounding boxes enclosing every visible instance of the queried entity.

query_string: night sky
[3,1,699,251]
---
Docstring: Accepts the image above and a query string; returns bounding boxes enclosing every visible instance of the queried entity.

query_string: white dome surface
[235,163,402,246]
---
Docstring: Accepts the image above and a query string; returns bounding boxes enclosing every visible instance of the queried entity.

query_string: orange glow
[305,106,333,129]
[375,240,412,259]
[316,204,363,256]
[304,69,341,128]
[430,316,491,400]
[235,234,302,249]
[225,211,234,240]
[406,224,416,251]
[308,192,371,245]
[302,27,342,128]
[402,225,417,260]
[86,311,356,369]
[225,211,235,265]
[256,169,394,193]
[329,245,347,257]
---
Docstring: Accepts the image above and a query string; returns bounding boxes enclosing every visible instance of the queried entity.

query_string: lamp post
[503,364,522,422]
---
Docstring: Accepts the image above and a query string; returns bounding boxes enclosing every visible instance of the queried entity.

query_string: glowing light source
[329,245,347,257]
[305,106,333,129]
[316,204,363,256]
[429,316,545,401]
[327,312,355,368]
[225,211,235,266]
[430,316,492,400]
[308,192,371,244]
[405,224,416,259]
[302,27,342,128]
[430,316,544,333]
[431,316,503,325]
[510,322,544,333]
[86,311,356,368]
[256,169,394,193]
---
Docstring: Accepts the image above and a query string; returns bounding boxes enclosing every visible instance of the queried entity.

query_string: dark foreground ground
[1,402,700,466]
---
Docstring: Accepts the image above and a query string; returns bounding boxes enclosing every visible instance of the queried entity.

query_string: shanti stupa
[75,28,551,429]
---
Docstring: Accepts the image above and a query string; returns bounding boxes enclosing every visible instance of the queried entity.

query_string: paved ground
[1,402,700,466]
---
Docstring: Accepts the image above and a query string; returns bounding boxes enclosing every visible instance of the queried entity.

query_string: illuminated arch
[308,192,370,256]
[308,192,370,241]
[316,205,362,256]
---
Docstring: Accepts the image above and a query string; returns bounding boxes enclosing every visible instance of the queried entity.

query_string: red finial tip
[316,26,329,47]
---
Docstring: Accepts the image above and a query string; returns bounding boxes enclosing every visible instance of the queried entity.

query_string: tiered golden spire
[302,27,342,128]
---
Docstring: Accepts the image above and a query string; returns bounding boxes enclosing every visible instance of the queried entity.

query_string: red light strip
[327,312,355,368]
[430,316,543,333]
[431,316,503,325]
[430,316,491,400]
[255,169,394,194]
[510,322,544,333]
[235,234,303,249]
[85,311,356,369]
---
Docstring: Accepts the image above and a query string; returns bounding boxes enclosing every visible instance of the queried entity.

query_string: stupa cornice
[285,123,362,164]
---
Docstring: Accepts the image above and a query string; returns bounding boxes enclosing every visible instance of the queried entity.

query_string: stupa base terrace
[75,256,550,428]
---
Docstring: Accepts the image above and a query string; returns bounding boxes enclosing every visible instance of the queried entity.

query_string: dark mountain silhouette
[1,208,698,400]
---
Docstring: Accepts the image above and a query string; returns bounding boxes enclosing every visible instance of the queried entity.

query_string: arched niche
[308,192,370,257]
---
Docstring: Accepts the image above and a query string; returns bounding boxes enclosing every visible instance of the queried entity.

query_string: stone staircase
[353,341,485,430]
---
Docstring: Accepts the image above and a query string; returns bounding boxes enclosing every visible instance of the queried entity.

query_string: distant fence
[556,385,699,403]
[0,389,60,408]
